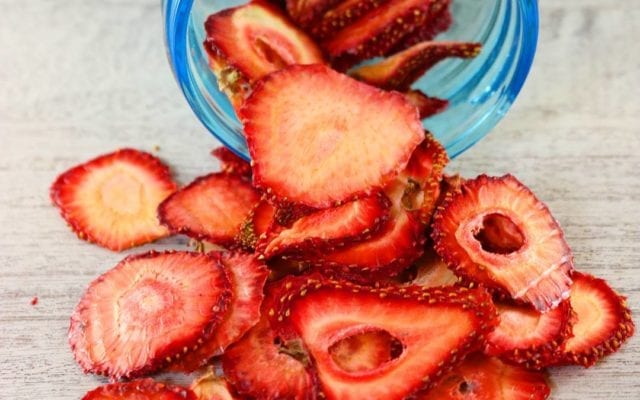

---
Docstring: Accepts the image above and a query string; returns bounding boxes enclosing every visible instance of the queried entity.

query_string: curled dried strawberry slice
[420,355,550,400]
[83,379,196,400]
[404,90,449,119]
[556,271,634,367]
[242,64,424,208]
[169,252,268,372]
[286,0,342,27]
[350,41,482,91]
[204,1,325,110]
[270,277,497,400]
[191,368,236,400]
[431,174,574,311]
[211,147,252,178]
[485,300,573,369]
[50,149,177,251]
[158,172,260,246]
[69,251,231,379]
[222,284,317,400]
[259,193,391,258]
[321,0,434,69]
[392,0,452,51]
[309,0,391,40]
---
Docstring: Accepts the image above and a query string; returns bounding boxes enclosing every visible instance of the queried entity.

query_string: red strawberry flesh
[82,379,197,400]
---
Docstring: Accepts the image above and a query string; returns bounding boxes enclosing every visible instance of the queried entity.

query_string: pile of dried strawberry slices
[50,1,634,399]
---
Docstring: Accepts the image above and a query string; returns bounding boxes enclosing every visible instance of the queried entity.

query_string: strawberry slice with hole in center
[431,174,574,312]
[242,64,424,208]
[259,192,391,258]
[350,41,482,91]
[404,90,449,119]
[555,271,634,367]
[190,368,236,400]
[158,172,260,246]
[69,251,231,379]
[222,283,317,400]
[211,147,252,178]
[50,148,177,251]
[82,379,197,400]
[484,300,573,369]
[328,329,401,373]
[270,277,498,400]
[169,252,269,372]
[420,354,550,400]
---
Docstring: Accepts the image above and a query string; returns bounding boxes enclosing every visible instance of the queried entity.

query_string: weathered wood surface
[0,0,638,398]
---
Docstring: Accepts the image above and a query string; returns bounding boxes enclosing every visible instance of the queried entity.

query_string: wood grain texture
[0,0,638,398]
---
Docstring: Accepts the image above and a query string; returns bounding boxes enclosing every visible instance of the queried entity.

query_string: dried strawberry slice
[556,271,634,367]
[222,284,317,400]
[191,368,236,400]
[158,172,260,246]
[420,355,550,400]
[204,1,325,110]
[350,41,482,91]
[407,247,458,288]
[404,90,449,119]
[309,0,391,40]
[328,329,400,373]
[321,0,434,69]
[259,193,391,258]
[431,174,574,311]
[234,199,277,251]
[392,0,452,51]
[83,379,196,400]
[308,180,426,280]
[211,147,252,178]
[170,252,269,372]
[69,251,231,379]
[286,0,342,27]
[485,300,573,369]
[50,149,177,251]
[270,278,497,399]
[242,64,424,208]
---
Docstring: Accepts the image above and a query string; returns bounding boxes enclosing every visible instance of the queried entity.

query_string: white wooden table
[1,0,638,398]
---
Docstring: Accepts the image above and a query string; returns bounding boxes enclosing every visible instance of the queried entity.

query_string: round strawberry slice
[170,252,269,372]
[241,64,424,208]
[556,271,634,367]
[50,148,177,251]
[83,379,196,400]
[69,251,231,379]
[484,300,573,369]
[421,355,550,400]
[431,174,574,312]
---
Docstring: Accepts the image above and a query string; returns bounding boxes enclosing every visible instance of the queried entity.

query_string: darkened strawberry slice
[408,247,458,288]
[272,200,317,227]
[234,199,277,251]
[404,90,449,119]
[286,0,342,27]
[556,271,634,367]
[204,1,325,110]
[50,149,177,251]
[420,355,550,400]
[170,252,269,372]
[222,284,317,400]
[431,174,574,312]
[392,0,452,51]
[259,193,391,258]
[398,132,448,223]
[309,0,391,40]
[211,147,252,178]
[350,41,482,91]
[485,300,573,369]
[158,172,260,246]
[307,180,426,280]
[191,368,236,400]
[270,277,497,400]
[69,251,231,379]
[321,0,434,69]
[242,64,424,208]
[83,379,197,400]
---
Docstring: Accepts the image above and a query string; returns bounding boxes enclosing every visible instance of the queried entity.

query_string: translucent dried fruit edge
[241,64,424,208]
[69,251,231,379]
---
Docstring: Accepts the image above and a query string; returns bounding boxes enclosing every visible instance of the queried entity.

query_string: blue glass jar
[163,0,538,160]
